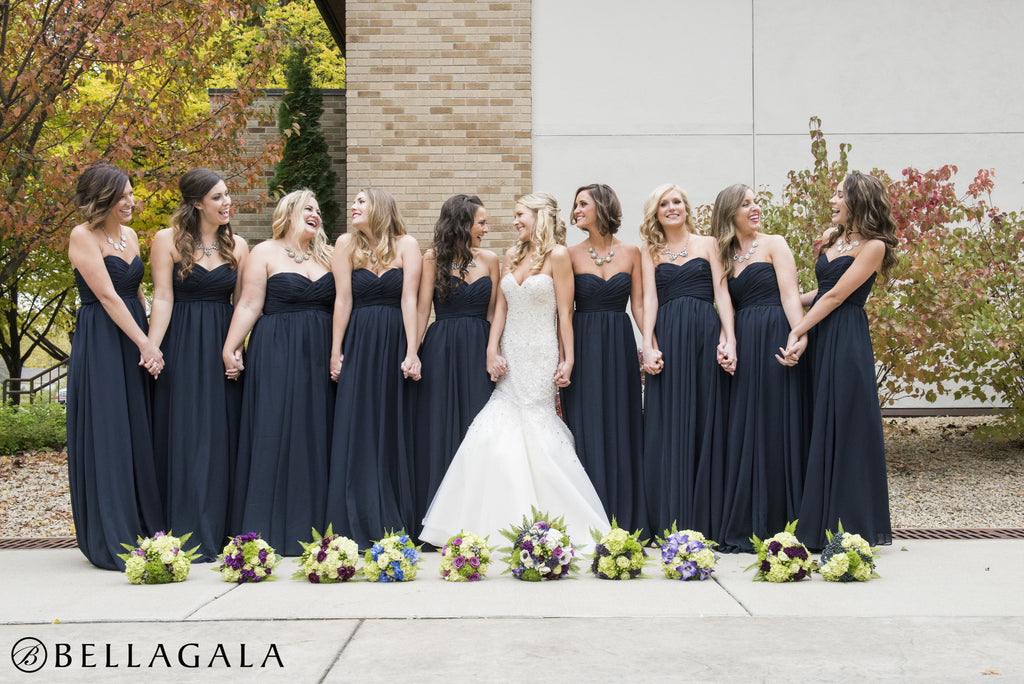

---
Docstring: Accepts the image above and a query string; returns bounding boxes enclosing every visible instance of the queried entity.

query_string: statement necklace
[733,235,759,262]
[106,231,127,252]
[450,259,477,271]
[661,234,690,262]
[200,241,218,257]
[588,240,615,266]
[284,242,312,263]
[836,234,861,254]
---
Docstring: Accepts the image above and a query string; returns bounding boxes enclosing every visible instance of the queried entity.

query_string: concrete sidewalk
[2,540,1023,682]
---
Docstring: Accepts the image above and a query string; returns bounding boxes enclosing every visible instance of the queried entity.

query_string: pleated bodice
[573,272,630,312]
[172,263,235,304]
[262,272,334,315]
[814,254,876,307]
[74,255,143,302]
[655,258,714,304]
[728,262,783,310]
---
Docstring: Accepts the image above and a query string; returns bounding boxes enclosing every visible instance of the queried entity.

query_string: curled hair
[350,187,406,270]
[170,168,237,280]
[270,188,333,269]
[431,194,484,301]
[640,183,694,262]
[571,183,622,236]
[75,163,129,230]
[709,184,752,280]
[507,192,566,276]
[820,172,900,283]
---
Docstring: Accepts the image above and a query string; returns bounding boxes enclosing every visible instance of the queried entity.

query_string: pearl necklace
[588,240,615,266]
[106,232,127,252]
[836,237,860,254]
[733,237,759,262]
[661,234,690,262]
[284,242,312,263]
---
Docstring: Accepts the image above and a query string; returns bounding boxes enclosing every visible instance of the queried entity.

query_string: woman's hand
[553,358,573,388]
[642,343,663,375]
[223,347,244,380]
[717,339,737,375]
[487,349,507,382]
[330,351,344,381]
[776,332,807,366]
[138,339,164,378]
[401,353,422,381]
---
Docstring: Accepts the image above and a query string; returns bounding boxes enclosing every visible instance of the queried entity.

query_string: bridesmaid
[223,188,334,556]
[640,183,735,539]
[66,163,164,570]
[779,172,898,548]
[709,184,807,552]
[148,168,248,560]
[411,194,499,537]
[561,183,646,533]
[327,187,422,549]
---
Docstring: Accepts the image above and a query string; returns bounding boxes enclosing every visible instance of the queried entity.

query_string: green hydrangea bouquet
[364,530,421,582]
[590,520,647,580]
[818,521,881,582]
[293,525,360,583]
[118,531,200,584]
[746,520,814,582]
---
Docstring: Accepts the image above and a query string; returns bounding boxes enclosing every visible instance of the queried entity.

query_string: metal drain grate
[892,528,1024,540]
[0,537,78,550]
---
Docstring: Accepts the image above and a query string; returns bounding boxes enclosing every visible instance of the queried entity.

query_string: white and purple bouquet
[118,531,199,584]
[818,521,881,582]
[439,531,492,582]
[746,520,813,582]
[500,507,579,581]
[363,530,421,583]
[590,520,647,580]
[656,525,719,581]
[215,532,281,583]
[293,525,360,583]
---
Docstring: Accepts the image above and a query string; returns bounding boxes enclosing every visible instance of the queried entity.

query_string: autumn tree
[0,0,290,385]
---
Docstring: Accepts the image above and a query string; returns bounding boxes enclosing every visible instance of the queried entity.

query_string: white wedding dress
[419,273,611,551]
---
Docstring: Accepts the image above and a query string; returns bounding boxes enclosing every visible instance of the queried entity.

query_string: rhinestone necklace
[733,235,760,262]
[661,234,690,262]
[588,240,615,266]
[284,242,312,263]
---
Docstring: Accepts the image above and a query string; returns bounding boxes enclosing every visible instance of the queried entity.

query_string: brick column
[345,1,532,249]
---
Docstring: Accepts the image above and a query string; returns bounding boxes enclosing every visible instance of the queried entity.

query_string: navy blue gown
[152,263,242,560]
[560,272,646,533]
[412,275,494,537]
[717,263,808,552]
[67,255,164,570]
[798,254,891,548]
[326,268,415,548]
[230,272,334,556]
[643,259,728,538]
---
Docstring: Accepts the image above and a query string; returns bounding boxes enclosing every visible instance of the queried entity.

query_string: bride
[419,193,611,549]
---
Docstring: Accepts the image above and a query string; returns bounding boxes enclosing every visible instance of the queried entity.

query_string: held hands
[139,340,164,378]
[717,339,737,376]
[642,344,663,375]
[401,353,422,381]
[486,349,507,382]
[223,347,244,380]
[776,332,808,366]
[553,358,573,388]
[330,352,343,381]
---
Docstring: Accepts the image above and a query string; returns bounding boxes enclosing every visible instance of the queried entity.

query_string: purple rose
[154,531,166,538]
[308,572,320,583]
[467,572,482,581]
[316,549,327,563]
[443,569,450,578]
[453,537,463,546]
[453,555,466,570]
[134,548,146,557]
[553,546,563,558]
[468,556,480,568]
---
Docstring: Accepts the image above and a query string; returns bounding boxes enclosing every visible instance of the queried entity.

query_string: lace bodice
[495,273,558,408]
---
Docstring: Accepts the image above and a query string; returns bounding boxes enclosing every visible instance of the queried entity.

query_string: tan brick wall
[345,1,532,251]
[211,89,347,244]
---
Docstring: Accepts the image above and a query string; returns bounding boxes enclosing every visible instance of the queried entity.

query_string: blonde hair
[709,183,752,280]
[350,187,406,269]
[640,183,694,262]
[271,188,332,268]
[507,192,566,275]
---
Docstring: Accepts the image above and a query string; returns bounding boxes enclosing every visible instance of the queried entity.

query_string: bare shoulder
[397,233,419,251]
[474,248,499,266]
[335,232,354,248]
[549,244,571,263]
[615,241,641,257]
[423,247,436,261]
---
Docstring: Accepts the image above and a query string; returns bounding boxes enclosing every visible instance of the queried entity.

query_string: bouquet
[590,520,647,580]
[500,507,579,581]
[293,525,360,583]
[818,521,881,582]
[363,530,421,583]
[746,520,814,582]
[656,525,719,581]
[439,531,492,582]
[118,531,200,584]
[215,533,281,583]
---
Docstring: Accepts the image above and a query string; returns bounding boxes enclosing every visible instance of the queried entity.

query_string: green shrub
[0,402,67,454]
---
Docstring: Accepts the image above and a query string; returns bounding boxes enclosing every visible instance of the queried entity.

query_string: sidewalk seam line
[320,617,363,682]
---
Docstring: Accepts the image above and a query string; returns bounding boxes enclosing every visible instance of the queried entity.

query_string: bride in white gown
[419,193,611,550]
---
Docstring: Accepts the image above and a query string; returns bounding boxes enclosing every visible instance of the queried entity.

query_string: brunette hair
[170,168,237,280]
[431,194,484,301]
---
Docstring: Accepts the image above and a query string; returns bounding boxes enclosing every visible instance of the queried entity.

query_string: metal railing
[2,360,69,405]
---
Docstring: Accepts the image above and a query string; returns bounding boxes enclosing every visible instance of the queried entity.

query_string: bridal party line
[65,163,898,571]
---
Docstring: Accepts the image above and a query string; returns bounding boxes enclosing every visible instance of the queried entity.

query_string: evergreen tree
[269,48,341,234]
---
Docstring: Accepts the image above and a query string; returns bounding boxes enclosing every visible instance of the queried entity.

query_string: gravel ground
[1,417,1021,538]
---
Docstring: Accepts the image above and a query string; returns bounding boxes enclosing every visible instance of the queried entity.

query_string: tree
[268,47,341,234]
[0,0,290,386]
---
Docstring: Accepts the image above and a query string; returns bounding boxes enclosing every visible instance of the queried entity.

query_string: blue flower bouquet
[363,530,421,583]
[656,525,719,581]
